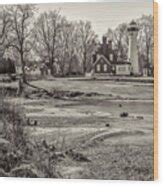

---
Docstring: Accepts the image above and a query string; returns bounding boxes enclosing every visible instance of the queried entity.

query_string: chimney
[102,36,107,44]
[108,40,112,50]
[102,36,108,57]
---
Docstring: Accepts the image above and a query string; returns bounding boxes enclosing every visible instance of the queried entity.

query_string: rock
[11,164,40,178]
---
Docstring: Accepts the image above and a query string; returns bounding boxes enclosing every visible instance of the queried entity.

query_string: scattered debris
[65,149,91,162]
[136,116,144,120]
[85,92,99,97]
[105,123,110,127]
[27,88,102,100]
[120,112,129,118]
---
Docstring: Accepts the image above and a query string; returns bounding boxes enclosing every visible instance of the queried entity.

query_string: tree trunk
[68,59,72,75]
[20,53,26,83]
[146,45,150,76]
[83,52,87,75]
[49,60,54,76]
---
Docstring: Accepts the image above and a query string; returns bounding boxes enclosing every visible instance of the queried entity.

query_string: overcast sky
[37,2,153,38]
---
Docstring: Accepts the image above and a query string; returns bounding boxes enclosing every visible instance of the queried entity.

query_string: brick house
[93,55,112,74]
[91,36,131,76]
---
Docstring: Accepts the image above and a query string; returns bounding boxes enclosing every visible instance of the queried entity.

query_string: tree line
[0,4,153,82]
[0,4,97,82]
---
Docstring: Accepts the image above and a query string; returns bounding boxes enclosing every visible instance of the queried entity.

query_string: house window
[110,54,113,61]
[118,66,126,72]
[104,64,107,72]
[96,64,101,72]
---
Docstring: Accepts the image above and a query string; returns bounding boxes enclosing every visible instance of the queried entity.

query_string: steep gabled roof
[93,55,112,67]
[130,20,137,25]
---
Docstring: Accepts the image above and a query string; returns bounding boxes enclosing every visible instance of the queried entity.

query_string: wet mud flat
[0,79,154,180]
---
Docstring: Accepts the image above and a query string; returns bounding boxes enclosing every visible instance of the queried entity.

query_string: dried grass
[0,98,60,178]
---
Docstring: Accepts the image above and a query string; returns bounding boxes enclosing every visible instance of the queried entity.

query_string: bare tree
[137,15,153,75]
[6,5,35,82]
[56,21,79,75]
[34,10,62,76]
[112,23,128,58]
[0,6,12,58]
[76,21,97,74]
[55,18,70,75]
[66,23,81,75]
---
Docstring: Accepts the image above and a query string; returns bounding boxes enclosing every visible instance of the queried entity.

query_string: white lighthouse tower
[128,21,140,75]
